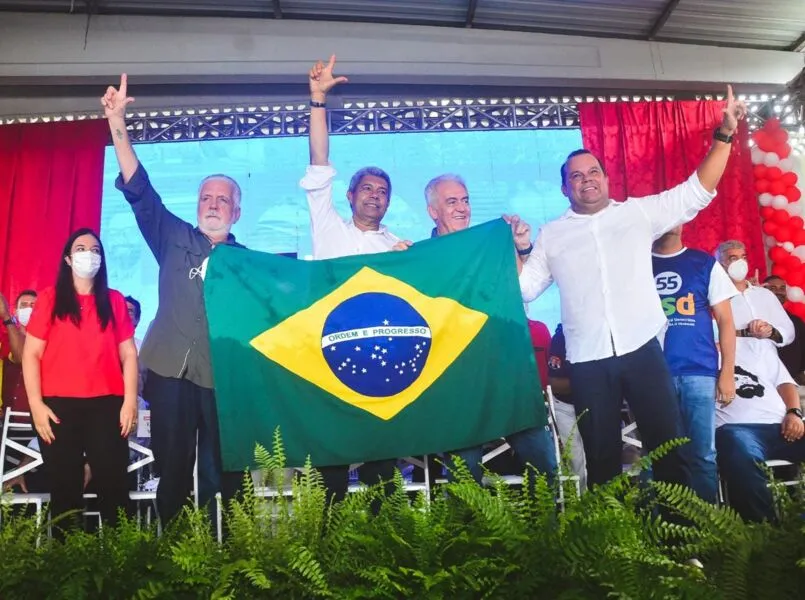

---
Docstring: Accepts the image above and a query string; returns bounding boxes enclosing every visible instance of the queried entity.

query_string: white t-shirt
[716,341,796,427]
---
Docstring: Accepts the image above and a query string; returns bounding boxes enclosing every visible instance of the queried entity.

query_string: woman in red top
[22,228,138,532]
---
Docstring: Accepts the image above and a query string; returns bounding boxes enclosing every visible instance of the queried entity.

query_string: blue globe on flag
[321,292,432,397]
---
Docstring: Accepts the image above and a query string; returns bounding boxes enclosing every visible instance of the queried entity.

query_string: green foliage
[1,436,804,599]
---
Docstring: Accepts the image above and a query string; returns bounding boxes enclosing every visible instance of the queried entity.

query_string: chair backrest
[0,410,43,486]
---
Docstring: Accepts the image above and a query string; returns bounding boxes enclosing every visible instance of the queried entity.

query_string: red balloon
[766,166,783,181]
[755,131,775,152]
[773,129,789,144]
[786,187,802,203]
[778,144,792,159]
[754,164,769,180]
[765,118,781,130]
[773,209,791,224]
[793,229,805,247]
[760,206,776,221]
[770,181,787,196]
[763,220,779,235]
[784,255,801,271]
[790,216,804,230]
[755,179,771,194]
[782,172,798,186]
[769,246,789,263]
[775,226,793,242]
[791,302,805,320]
[787,270,804,288]
[772,264,789,278]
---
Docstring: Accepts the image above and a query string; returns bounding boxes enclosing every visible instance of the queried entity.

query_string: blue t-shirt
[652,248,722,377]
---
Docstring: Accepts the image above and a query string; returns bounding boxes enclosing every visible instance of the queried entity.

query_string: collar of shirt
[346,220,392,236]
[651,246,687,259]
[560,199,618,220]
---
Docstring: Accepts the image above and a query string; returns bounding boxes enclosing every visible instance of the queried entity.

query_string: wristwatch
[2,317,13,327]
[713,128,734,144]
[785,407,804,419]
[517,243,534,256]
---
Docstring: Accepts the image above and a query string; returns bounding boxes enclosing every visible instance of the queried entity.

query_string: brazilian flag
[205,219,546,469]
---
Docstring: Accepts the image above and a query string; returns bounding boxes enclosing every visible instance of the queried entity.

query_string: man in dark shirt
[0,290,34,416]
[763,275,805,383]
[102,75,243,526]
[547,324,587,491]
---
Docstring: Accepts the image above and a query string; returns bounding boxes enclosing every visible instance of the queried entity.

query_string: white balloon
[793,246,805,261]
[772,194,789,209]
[787,201,803,216]
[780,157,796,172]
[783,242,795,252]
[787,286,805,302]
[758,193,773,206]
[751,147,766,165]
[765,236,778,248]
[763,152,781,167]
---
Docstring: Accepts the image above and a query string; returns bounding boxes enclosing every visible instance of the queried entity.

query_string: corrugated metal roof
[0,0,802,51]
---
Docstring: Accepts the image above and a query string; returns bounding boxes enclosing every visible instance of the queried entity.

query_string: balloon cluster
[752,118,805,317]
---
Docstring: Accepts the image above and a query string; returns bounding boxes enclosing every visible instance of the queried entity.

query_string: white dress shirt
[300,164,400,259]
[729,284,795,347]
[520,172,716,363]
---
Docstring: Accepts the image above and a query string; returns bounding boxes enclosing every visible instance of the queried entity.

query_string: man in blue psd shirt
[652,224,738,503]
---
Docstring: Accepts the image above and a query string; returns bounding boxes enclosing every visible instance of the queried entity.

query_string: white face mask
[16,306,32,326]
[727,258,749,282]
[71,251,102,279]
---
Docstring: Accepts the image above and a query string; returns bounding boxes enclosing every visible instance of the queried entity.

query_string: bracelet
[2,317,13,327]
[310,100,326,108]
[786,407,804,419]
[517,243,534,256]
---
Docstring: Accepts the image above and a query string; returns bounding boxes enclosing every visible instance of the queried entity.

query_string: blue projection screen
[100,128,582,337]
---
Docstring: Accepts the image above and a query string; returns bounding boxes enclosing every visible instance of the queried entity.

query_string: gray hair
[348,167,392,198]
[198,174,242,208]
[715,239,745,262]
[424,173,467,206]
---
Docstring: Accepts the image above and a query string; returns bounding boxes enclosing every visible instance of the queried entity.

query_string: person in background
[547,323,587,491]
[763,275,805,384]
[102,74,244,527]
[651,224,738,503]
[0,289,35,417]
[517,86,746,490]
[22,228,138,532]
[124,295,142,351]
[423,172,556,484]
[716,349,804,522]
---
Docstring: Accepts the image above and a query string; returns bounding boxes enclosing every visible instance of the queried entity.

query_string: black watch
[785,407,804,419]
[2,317,13,327]
[713,127,734,144]
[517,243,534,256]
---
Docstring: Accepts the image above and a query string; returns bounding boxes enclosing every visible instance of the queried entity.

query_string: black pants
[145,371,241,527]
[39,396,130,533]
[320,459,397,514]
[570,338,691,489]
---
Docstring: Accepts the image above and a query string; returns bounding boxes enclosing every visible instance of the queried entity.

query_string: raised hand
[503,214,532,251]
[100,73,135,120]
[721,84,747,135]
[309,55,348,100]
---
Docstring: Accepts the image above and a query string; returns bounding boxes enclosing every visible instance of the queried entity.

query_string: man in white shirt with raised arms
[517,86,747,490]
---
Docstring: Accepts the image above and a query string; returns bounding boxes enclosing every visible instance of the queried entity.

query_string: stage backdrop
[0,120,107,303]
[101,128,583,338]
[579,101,763,276]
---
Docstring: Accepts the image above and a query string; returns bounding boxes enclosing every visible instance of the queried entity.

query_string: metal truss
[4,94,803,148]
[119,98,582,144]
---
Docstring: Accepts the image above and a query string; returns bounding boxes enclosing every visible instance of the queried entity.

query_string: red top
[26,287,134,398]
[528,319,552,391]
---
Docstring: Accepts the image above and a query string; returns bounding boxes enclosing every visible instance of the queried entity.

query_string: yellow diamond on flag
[250,266,488,420]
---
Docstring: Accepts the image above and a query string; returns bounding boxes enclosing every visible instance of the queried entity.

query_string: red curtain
[579,101,764,277]
[0,120,108,303]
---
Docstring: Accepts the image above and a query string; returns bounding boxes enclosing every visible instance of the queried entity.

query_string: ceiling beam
[789,31,805,52]
[647,0,681,40]
[465,0,479,28]
[272,0,282,19]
